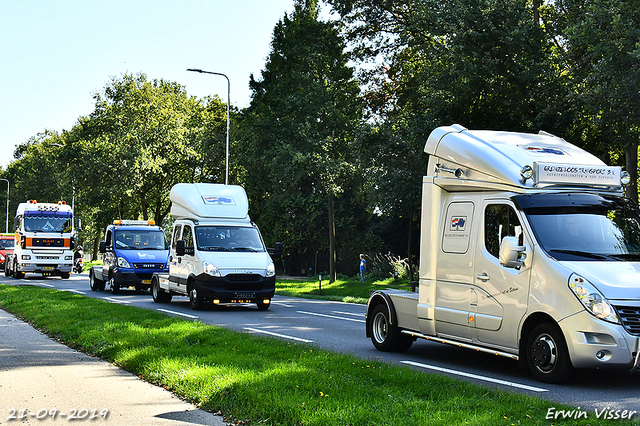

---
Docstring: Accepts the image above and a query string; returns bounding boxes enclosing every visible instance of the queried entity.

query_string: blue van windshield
[114,229,168,250]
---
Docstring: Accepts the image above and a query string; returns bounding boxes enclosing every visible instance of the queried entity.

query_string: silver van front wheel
[527,323,574,383]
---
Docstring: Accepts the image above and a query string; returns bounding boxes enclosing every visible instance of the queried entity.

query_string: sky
[0,0,322,168]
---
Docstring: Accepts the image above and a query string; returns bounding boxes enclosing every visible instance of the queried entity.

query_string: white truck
[4,200,74,279]
[366,124,640,383]
[151,183,282,310]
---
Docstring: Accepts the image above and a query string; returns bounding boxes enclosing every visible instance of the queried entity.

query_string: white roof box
[170,183,250,221]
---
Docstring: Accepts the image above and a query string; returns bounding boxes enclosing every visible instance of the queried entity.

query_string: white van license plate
[235,293,255,299]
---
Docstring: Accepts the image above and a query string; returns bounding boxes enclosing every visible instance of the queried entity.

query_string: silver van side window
[485,204,522,258]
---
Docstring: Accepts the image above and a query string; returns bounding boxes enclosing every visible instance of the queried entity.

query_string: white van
[151,183,281,310]
[366,124,640,383]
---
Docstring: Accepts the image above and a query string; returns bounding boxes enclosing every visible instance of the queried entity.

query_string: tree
[2,73,231,258]
[327,0,568,270]
[241,0,363,281]
[547,0,640,202]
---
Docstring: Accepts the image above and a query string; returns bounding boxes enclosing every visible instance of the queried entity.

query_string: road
[3,273,640,415]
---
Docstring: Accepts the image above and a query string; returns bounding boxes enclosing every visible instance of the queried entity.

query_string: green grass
[0,284,632,426]
[276,277,413,304]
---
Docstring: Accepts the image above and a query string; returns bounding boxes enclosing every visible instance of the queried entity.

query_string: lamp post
[187,68,230,185]
[0,179,8,233]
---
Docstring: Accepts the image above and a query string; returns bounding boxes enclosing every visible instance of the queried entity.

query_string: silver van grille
[614,306,640,336]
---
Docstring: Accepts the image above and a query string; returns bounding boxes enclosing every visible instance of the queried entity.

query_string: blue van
[89,220,169,293]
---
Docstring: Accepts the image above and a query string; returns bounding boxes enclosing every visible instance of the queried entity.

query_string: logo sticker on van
[202,196,235,205]
[450,217,467,231]
[522,146,565,155]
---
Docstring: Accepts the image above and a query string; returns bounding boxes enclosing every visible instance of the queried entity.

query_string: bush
[366,252,416,280]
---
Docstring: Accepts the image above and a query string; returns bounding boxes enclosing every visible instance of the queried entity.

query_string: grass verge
[276,277,412,304]
[0,284,628,425]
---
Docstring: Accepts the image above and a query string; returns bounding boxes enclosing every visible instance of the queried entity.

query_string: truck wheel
[526,323,574,384]
[188,283,205,310]
[370,304,413,352]
[151,277,172,303]
[257,300,270,311]
[13,260,24,279]
[4,263,11,277]
[89,270,105,291]
[60,272,70,279]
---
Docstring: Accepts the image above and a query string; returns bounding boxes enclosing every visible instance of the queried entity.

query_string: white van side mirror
[499,236,526,268]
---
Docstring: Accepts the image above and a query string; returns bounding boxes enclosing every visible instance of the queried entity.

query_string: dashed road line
[243,327,313,343]
[297,310,366,323]
[401,360,548,392]
[156,308,199,319]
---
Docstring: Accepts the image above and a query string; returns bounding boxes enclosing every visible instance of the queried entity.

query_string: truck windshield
[24,215,72,233]
[524,205,640,261]
[195,226,265,252]
[114,230,168,250]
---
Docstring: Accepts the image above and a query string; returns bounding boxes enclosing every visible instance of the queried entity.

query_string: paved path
[0,309,226,425]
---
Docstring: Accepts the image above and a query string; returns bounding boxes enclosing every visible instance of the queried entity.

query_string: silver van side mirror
[499,236,526,268]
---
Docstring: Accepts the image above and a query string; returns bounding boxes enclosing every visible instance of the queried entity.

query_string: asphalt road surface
[3,273,640,416]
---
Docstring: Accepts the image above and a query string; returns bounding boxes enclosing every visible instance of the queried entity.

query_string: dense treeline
[1,0,639,279]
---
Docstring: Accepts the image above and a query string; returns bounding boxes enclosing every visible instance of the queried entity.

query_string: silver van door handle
[476,273,490,282]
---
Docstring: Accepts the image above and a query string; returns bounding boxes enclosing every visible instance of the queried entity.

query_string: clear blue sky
[0,0,322,168]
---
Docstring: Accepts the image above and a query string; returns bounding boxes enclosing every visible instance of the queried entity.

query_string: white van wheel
[189,284,204,310]
[152,278,172,303]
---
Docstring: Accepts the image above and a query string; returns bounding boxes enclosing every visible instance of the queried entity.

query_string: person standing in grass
[359,254,366,283]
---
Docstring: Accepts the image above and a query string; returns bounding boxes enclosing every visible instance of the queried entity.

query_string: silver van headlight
[569,274,619,324]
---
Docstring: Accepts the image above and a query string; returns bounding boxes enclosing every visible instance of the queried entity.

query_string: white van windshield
[195,226,265,252]
[525,204,640,261]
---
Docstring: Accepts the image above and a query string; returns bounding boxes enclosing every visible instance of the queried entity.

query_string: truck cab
[89,220,169,293]
[366,124,640,383]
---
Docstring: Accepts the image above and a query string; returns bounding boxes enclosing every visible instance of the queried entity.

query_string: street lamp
[187,68,230,185]
[0,179,8,233]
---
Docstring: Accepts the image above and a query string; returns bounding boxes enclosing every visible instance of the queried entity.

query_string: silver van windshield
[526,207,640,261]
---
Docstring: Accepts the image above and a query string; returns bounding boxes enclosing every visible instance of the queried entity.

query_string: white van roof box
[425,124,623,191]
[170,183,250,221]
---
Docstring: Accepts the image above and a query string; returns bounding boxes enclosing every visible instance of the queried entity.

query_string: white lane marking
[400,360,548,392]
[39,283,55,288]
[271,301,295,308]
[61,289,86,295]
[297,310,366,323]
[332,310,365,318]
[102,297,131,304]
[156,308,199,319]
[243,327,313,343]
